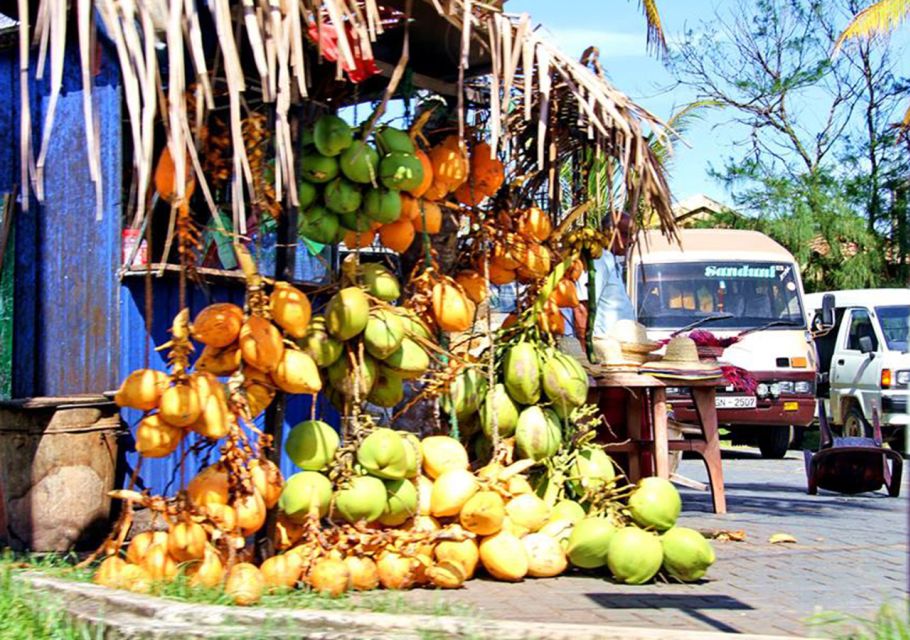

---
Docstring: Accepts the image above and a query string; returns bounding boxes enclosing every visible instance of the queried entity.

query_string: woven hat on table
[606,319,660,355]
[593,336,649,369]
[640,336,722,378]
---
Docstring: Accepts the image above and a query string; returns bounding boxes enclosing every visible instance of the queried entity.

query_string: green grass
[0,550,477,639]
[808,602,910,639]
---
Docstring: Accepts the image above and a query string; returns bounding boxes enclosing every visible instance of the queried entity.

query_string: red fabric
[307,20,380,83]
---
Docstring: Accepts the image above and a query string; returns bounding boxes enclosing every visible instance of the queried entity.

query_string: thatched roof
[14,0,674,237]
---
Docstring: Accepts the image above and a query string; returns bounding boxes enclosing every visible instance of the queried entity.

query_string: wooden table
[588,371,727,514]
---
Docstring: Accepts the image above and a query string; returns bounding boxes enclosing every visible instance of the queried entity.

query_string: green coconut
[360,263,401,302]
[327,354,378,398]
[323,177,362,214]
[339,211,373,233]
[378,478,419,526]
[607,527,663,585]
[566,516,616,569]
[401,433,420,478]
[440,367,487,419]
[300,152,339,184]
[541,350,589,415]
[383,337,429,379]
[627,477,681,532]
[661,527,715,582]
[479,383,519,438]
[379,151,424,191]
[362,187,402,224]
[503,342,541,405]
[278,471,333,521]
[367,368,405,408]
[297,179,318,209]
[364,310,405,360]
[325,286,370,341]
[569,447,616,497]
[515,406,562,461]
[550,500,586,524]
[313,114,353,157]
[356,428,409,480]
[300,316,343,367]
[284,420,339,471]
[399,311,432,340]
[333,475,387,523]
[340,141,380,184]
[298,205,340,244]
[375,126,416,155]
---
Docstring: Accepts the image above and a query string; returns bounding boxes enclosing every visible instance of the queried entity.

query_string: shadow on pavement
[585,593,752,634]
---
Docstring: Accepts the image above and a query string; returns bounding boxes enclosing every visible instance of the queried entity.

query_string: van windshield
[637,261,806,330]
[875,305,910,352]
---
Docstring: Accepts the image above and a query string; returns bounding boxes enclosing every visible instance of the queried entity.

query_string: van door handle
[837,359,845,365]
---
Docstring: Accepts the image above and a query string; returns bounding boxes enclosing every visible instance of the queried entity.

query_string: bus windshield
[636,261,806,330]
[875,305,910,352]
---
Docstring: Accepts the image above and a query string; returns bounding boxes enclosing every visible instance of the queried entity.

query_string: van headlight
[778,381,794,394]
[756,383,769,398]
[769,382,782,398]
[897,370,910,386]
[794,381,813,394]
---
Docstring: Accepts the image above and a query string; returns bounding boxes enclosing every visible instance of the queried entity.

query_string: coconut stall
[7,0,716,601]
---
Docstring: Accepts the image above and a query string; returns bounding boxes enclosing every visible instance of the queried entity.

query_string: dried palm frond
[835,0,910,51]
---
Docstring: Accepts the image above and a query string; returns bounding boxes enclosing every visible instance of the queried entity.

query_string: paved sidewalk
[399,449,909,637]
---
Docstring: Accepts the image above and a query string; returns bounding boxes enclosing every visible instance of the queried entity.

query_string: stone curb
[19,572,813,640]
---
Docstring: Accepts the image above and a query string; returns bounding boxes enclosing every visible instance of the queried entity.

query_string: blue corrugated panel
[119,278,340,495]
[5,41,121,397]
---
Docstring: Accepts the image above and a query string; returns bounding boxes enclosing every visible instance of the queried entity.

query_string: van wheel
[843,405,872,438]
[758,426,792,458]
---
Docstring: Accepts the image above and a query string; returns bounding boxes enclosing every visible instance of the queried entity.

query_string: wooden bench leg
[626,390,642,482]
[653,388,669,479]
[692,388,726,514]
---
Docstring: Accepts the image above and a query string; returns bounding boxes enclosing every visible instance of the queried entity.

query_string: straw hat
[641,336,721,374]
[606,319,660,355]
[593,336,649,369]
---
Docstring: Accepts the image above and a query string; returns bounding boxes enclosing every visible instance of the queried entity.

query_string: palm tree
[636,0,668,58]
[835,0,910,126]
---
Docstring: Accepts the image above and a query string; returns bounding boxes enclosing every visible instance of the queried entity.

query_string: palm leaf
[634,0,668,58]
[834,0,910,51]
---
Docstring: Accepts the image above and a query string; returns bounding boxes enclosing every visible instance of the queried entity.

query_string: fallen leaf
[700,529,747,542]
[769,533,797,544]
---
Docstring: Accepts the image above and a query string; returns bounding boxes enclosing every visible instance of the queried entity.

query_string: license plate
[783,401,799,411]
[716,396,757,409]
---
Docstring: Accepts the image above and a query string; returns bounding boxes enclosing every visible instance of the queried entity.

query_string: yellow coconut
[260,553,304,591]
[189,371,218,407]
[167,520,207,562]
[271,349,322,395]
[142,542,178,581]
[204,503,237,532]
[189,375,231,440]
[157,383,202,428]
[522,533,568,578]
[435,538,479,579]
[234,490,268,537]
[126,531,169,566]
[505,493,551,533]
[194,343,242,377]
[479,531,528,582]
[274,512,306,550]
[500,516,530,538]
[250,458,284,509]
[239,316,285,372]
[538,519,575,549]
[459,491,505,536]
[344,556,380,591]
[114,368,169,411]
[376,552,419,590]
[134,414,183,458]
[426,560,467,589]
[244,382,276,417]
[270,282,312,339]
[93,556,128,588]
[507,475,534,496]
[225,563,265,605]
[430,469,479,518]
[420,436,469,479]
[121,564,153,594]
[186,544,225,588]
[192,303,244,348]
[308,558,351,596]
[187,464,230,508]
[414,475,434,516]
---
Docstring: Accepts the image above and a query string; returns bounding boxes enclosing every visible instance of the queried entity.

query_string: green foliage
[808,600,910,640]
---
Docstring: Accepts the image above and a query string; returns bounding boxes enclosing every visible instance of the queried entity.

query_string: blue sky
[508,0,910,209]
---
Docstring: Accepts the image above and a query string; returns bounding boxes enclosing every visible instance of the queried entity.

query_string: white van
[804,289,910,450]
[629,229,816,458]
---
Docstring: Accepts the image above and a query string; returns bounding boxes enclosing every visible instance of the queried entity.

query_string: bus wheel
[758,426,792,459]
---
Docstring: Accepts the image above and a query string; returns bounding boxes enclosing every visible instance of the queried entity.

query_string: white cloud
[543,27,650,58]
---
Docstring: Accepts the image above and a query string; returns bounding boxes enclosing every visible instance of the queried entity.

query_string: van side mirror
[859,335,875,355]
[821,294,835,328]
